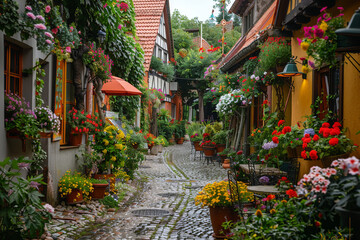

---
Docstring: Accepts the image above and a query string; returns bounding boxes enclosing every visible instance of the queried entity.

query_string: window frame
[4,41,23,96]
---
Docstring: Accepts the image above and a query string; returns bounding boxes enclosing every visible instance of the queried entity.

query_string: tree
[173,29,194,53]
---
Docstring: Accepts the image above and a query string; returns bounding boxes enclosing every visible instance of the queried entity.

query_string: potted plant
[144,133,156,149]
[218,148,235,163]
[174,120,186,144]
[89,178,108,200]
[258,37,291,73]
[58,170,93,204]
[213,130,228,153]
[300,122,357,173]
[201,127,217,156]
[195,181,253,238]
[66,107,92,146]
[4,92,40,139]
[157,135,168,153]
[129,131,145,149]
[34,106,60,137]
[190,133,203,151]
[150,137,161,155]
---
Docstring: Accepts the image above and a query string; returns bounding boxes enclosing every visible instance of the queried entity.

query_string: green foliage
[100,195,119,209]
[123,146,144,179]
[110,95,140,123]
[212,130,228,145]
[0,0,22,36]
[0,157,51,239]
[173,28,194,52]
[258,37,291,72]
[89,178,108,184]
[157,110,174,140]
[174,120,186,139]
[186,122,205,137]
[150,56,175,81]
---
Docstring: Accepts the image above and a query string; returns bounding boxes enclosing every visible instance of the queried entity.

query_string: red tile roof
[192,36,211,52]
[219,1,277,71]
[133,0,167,71]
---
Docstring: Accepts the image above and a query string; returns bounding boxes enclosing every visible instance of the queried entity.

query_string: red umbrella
[101,76,142,96]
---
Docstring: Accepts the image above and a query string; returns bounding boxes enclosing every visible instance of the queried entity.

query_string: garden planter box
[39,131,53,138]
[90,183,109,200]
[66,189,83,205]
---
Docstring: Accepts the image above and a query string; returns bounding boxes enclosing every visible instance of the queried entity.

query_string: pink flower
[314,28,324,38]
[45,5,51,13]
[36,15,45,21]
[118,24,122,30]
[26,12,36,20]
[78,31,81,34]
[324,36,329,40]
[34,24,47,30]
[44,203,54,213]
[337,7,344,12]
[337,14,344,18]
[320,7,327,12]
[317,17,322,23]
[45,39,52,45]
[103,3,107,8]
[65,46,71,53]
[25,5,32,11]
[44,32,54,38]
[70,26,74,31]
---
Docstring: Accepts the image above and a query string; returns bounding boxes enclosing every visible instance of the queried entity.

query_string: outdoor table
[238,164,287,176]
[247,185,280,195]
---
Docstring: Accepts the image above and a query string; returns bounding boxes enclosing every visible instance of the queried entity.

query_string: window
[313,65,343,123]
[164,52,168,63]
[243,8,254,33]
[253,94,265,129]
[53,60,75,145]
[158,48,162,59]
[4,42,23,96]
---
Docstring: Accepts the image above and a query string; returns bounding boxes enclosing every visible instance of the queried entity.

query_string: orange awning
[102,76,142,96]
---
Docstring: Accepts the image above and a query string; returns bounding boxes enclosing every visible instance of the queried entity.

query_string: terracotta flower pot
[90,183,109,200]
[209,206,239,239]
[222,159,231,169]
[216,144,226,153]
[202,146,216,156]
[66,189,83,205]
[94,174,115,192]
[69,132,83,146]
[193,141,202,151]
[176,137,184,144]
[39,131,53,138]
[298,159,324,181]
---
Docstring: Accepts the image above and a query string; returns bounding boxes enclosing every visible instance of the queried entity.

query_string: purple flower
[303,26,313,38]
[25,6,32,11]
[261,205,266,210]
[34,24,46,30]
[30,181,41,189]
[262,141,278,150]
[18,162,30,169]
[308,60,315,69]
[314,28,324,38]
[259,176,269,184]
[26,12,36,20]
[304,128,315,136]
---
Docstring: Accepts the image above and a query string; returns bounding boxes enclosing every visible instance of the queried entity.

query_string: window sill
[60,145,80,151]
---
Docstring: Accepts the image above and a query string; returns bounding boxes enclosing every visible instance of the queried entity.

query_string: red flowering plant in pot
[67,107,93,134]
[300,122,357,166]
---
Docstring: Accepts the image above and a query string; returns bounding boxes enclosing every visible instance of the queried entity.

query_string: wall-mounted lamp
[97,30,106,44]
[277,57,304,78]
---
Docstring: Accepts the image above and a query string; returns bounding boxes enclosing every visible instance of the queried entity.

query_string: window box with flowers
[299,122,357,176]
[34,106,60,138]
[195,181,253,238]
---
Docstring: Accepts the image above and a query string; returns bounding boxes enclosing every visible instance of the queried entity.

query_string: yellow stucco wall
[291,1,360,157]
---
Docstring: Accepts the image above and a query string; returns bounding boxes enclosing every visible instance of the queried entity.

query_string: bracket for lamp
[344,52,360,73]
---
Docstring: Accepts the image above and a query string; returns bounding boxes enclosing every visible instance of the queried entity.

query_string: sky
[169,0,235,22]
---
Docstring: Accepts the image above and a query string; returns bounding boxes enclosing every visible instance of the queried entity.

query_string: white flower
[255,76,260,81]
[44,203,54,213]
[264,72,267,75]
[250,74,255,79]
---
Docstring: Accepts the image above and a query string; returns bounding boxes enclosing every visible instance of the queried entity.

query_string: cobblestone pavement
[55,141,227,240]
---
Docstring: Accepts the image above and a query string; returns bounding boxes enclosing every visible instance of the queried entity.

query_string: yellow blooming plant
[194,181,253,208]
[92,124,127,173]
[58,170,93,199]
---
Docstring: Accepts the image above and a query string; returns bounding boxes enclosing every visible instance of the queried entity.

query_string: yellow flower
[319,21,328,32]
[103,139,109,146]
[115,144,123,150]
[111,156,116,161]
[281,200,287,204]
[270,209,276,215]
[255,209,263,217]
[129,130,134,134]
[301,41,310,51]
[302,65,309,74]
[103,149,107,154]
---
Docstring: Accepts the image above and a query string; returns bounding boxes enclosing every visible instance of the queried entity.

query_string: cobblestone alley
[72,141,227,240]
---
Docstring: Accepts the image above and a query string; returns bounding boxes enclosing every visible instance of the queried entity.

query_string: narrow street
[75,141,227,239]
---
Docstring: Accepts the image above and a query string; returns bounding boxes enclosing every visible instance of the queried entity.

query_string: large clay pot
[193,141,202,151]
[209,206,239,239]
[298,159,324,181]
[90,183,109,200]
[94,174,115,192]
[335,206,360,240]
[202,146,216,157]
[222,159,231,169]
[150,145,159,155]
[66,189,83,205]
[286,145,303,158]
[216,144,226,153]
[69,133,83,146]
[176,137,184,144]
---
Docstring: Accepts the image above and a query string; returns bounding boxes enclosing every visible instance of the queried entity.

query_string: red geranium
[272,136,279,144]
[313,134,320,141]
[282,126,291,134]
[237,150,243,155]
[322,122,330,128]
[278,120,285,126]
[301,150,308,159]
[286,189,298,198]
[329,137,339,146]
[309,150,318,160]
[333,122,341,128]
[330,127,340,136]
[272,130,278,135]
